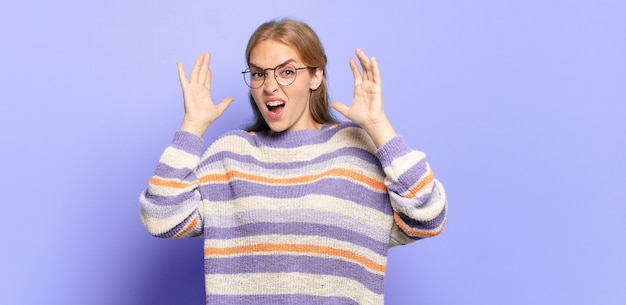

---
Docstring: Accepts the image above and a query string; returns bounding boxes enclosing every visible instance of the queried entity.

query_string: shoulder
[327,122,377,152]
[326,121,365,138]
[218,129,257,139]
[204,129,260,154]
[329,121,359,130]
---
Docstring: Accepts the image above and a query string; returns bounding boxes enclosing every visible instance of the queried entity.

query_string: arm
[376,136,447,246]
[139,131,206,238]
[139,53,233,237]
[331,49,447,245]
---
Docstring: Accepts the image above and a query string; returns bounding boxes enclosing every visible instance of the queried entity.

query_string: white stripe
[203,195,392,234]
[207,127,375,164]
[383,150,426,182]
[160,146,200,169]
[204,273,384,305]
[198,154,384,181]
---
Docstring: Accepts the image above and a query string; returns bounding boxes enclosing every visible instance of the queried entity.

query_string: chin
[266,122,288,133]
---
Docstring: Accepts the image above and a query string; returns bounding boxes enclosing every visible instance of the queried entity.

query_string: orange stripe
[393,212,444,238]
[149,173,229,189]
[197,174,229,184]
[173,215,199,238]
[149,177,194,188]
[405,170,434,198]
[198,169,387,191]
[205,243,386,273]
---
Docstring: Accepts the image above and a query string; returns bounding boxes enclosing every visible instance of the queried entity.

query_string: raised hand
[178,53,234,137]
[331,49,396,148]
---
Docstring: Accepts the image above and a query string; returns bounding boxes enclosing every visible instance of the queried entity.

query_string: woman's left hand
[331,49,397,148]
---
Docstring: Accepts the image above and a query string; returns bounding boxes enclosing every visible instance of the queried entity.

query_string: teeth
[266,101,284,107]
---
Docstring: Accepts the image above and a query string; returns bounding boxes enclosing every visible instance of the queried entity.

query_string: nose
[263,69,279,92]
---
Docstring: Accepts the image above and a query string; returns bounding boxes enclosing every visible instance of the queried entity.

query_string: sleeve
[375,136,448,247]
[138,131,206,238]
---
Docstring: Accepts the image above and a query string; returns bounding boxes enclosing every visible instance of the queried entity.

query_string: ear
[309,67,323,90]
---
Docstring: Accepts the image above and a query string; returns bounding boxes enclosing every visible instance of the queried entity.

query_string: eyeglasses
[242,63,316,89]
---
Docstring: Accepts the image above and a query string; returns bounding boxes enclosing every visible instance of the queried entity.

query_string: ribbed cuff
[171,130,204,156]
[375,135,412,167]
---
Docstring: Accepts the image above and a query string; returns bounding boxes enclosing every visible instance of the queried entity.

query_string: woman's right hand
[177,52,234,137]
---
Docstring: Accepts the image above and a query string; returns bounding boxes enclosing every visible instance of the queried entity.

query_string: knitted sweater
[139,122,447,305]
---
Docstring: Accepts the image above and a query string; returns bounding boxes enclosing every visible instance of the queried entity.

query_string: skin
[177,44,396,148]
[248,40,324,132]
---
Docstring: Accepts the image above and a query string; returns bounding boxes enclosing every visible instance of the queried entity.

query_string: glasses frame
[242,64,316,89]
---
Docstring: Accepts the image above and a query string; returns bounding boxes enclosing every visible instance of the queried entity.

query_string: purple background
[1,1,624,304]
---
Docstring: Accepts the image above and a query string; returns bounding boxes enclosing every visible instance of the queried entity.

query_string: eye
[250,71,265,79]
[278,66,296,78]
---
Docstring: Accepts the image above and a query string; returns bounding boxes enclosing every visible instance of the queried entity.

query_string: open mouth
[266,100,285,113]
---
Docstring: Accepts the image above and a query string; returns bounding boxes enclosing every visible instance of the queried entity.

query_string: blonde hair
[244,18,337,132]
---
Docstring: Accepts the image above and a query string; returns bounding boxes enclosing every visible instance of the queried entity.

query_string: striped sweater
[139,122,447,305]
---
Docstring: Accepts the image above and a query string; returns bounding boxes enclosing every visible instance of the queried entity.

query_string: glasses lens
[276,64,297,86]
[244,69,263,88]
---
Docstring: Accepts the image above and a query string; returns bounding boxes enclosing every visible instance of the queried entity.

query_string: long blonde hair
[244,18,337,132]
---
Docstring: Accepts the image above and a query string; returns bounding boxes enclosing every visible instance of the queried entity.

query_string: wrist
[180,118,209,137]
[362,117,397,148]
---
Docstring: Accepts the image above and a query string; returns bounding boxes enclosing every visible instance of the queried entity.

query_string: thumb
[216,97,235,115]
[330,101,350,117]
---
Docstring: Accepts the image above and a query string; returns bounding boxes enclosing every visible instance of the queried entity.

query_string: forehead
[248,40,303,68]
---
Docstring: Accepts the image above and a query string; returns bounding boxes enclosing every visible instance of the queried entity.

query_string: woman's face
[248,40,323,132]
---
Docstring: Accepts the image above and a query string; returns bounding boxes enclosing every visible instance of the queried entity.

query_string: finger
[205,54,213,89]
[349,58,362,86]
[198,53,210,86]
[177,62,189,87]
[370,56,381,85]
[190,54,203,83]
[356,48,373,81]
[330,101,350,118]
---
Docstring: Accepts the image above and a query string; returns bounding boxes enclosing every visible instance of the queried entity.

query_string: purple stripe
[199,179,392,215]
[144,191,196,206]
[203,208,389,242]
[252,123,347,148]
[415,192,433,203]
[205,222,388,255]
[198,146,380,170]
[171,131,203,155]
[155,210,202,238]
[386,159,430,195]
[376,135,412,167]
[204,255,385,294]
[154,163,197,182]
[206,294,358,305]
[397,204,447,232]
[216,122,362,150]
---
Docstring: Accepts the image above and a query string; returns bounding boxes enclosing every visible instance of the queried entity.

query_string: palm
[331,49,386,126]
[349,68,384,125]
[180,80,220,123]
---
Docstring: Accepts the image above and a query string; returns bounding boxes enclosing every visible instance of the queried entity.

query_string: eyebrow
[248,59,297,69]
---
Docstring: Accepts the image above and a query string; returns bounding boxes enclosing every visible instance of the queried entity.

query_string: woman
[140,18,447,305]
